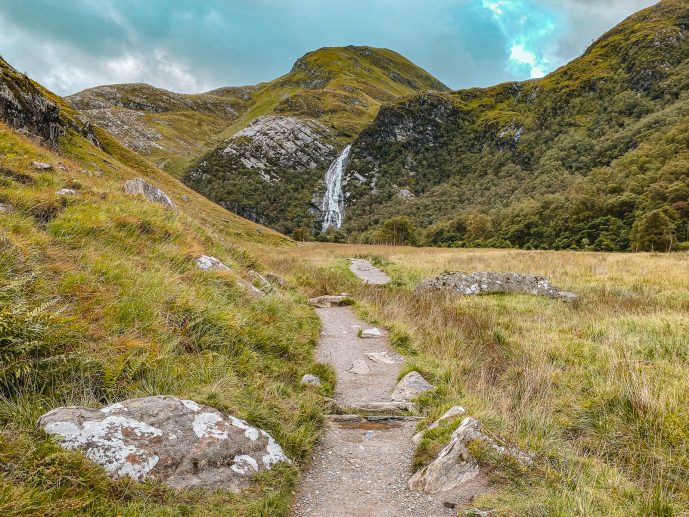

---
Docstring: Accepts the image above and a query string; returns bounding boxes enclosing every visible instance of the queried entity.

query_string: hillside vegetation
[0,56,328,515]
[341,0,689,251]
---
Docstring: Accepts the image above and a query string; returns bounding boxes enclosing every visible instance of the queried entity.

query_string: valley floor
[253,243,689,516]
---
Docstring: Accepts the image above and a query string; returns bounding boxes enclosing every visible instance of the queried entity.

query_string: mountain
[181,46,448,234]
[67,82,260,176]
[0,55,324,513]
[339,0,689,251]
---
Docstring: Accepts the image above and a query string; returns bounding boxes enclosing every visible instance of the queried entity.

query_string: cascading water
[321,144,351,231]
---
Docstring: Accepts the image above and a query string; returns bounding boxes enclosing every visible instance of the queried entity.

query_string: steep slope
[0,56,328,515]
[67,82,259,176]
[182,46,448,235]
[341,0,689,251]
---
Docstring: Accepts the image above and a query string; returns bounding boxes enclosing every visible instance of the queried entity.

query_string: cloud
[0,0,659,95]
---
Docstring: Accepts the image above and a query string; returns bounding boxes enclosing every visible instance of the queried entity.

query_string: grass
[251,243,689,515]
[0,122,332,516]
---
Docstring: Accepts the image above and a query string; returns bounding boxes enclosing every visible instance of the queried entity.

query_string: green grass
[0,120,334,516]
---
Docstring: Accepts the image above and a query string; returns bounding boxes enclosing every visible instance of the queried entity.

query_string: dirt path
[292,306,459,516]
[349,258,391,285]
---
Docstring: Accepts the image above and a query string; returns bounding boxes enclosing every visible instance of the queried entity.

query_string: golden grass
[252,243,689,515]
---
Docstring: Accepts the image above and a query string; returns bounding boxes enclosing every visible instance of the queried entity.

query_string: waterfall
[321,145,351,231]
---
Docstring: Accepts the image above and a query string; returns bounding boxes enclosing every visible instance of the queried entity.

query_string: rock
[249,270,273,293]
[464,510,496,517]
[308,294,352,308]
[56,188,77,196]
[181,194,190,202]
[409,417,533,494]
[361,327,383,338]
[220,115,335,174]
[32,161,53,170]
[266,273,288,287]
[415,271,577,302]
[38,396,290,491]
[349,360,371,375]
[123,178,175,209]
[344,401,417,414]
[365,352,397,364]
[196,255,230,272]
[236,279,265,297]
[412,406,466,444]
[391,372,435,401]
[300,374,322,386]
[0,202,13,214]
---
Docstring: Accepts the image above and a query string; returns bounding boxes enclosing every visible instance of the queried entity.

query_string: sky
[0,0,658,95]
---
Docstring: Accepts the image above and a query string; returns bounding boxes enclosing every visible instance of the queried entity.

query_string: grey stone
[236,278,265,297]
[39,396,290,491]
[181,194,190,203]
[300,374,322,386]
[32,161,53,170]
[124,178,175,209]
[56,188,77,196]
[409,417,533,494]
[391,372,435,401]
[196,255,230,272]
[361,327,383,339]
[349,360,371,375]
[365,352,397,364]
[308,294,351,308]
[415,271,577,302]
[464,510,496,517]
[0,202,13,214]
[249,270,273,293]
[412,406,466,445]
[266,273,288,287]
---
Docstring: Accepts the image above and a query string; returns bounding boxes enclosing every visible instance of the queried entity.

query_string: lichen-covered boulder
[196,255,230,272]
[124,178,175,209]
[39,396,290,491]
[415,271,577,302]
[391,371,435,401]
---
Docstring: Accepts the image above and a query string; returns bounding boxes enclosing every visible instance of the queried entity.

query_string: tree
[292,226,310,242]
[631,210,674,252]
[374,216,419,246]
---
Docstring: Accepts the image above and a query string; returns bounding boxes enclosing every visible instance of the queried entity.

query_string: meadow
[254,243,689,515]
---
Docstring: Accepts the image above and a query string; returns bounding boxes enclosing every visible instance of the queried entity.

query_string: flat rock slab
[39,396,290,491]
[415,271,576,302]
[124,178,175,209]
[308,294,352,308]
[349,259,391,286]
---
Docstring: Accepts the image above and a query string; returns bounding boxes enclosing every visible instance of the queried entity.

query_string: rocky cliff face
[0,57,97,147]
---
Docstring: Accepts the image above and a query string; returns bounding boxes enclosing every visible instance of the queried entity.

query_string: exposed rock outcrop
[124,178,175,209]
[409,417,533,494]
[415,272,577,302]
[196,255,230,272]
[221,115,335,175]
[412,406,466,445]
[39,396,290,491]
[391,371,435,401]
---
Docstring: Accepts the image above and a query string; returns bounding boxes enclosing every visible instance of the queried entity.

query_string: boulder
[32,161,53,170]
[249,270,273,293]
[266,273,288,287]
[349,360,371,375]
[391,371,435,401]
[237,278,265,297]
[341,401,417,414]
[196,255,230,272]
[308,294,352,308]
[300,374,322,386]
[56,188,77,196]
[0,202,12,214]
[361,327,383,338]
[124,178,175,209]
[412,406,466,445]
[415,271,577,302]
[39,396,290,491]
[409,417,533,494]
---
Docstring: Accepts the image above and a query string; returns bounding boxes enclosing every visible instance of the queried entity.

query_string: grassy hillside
[0,57,333,515]
[182,46,449,236]
[254,243,689,515]
[337,0,689,251]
